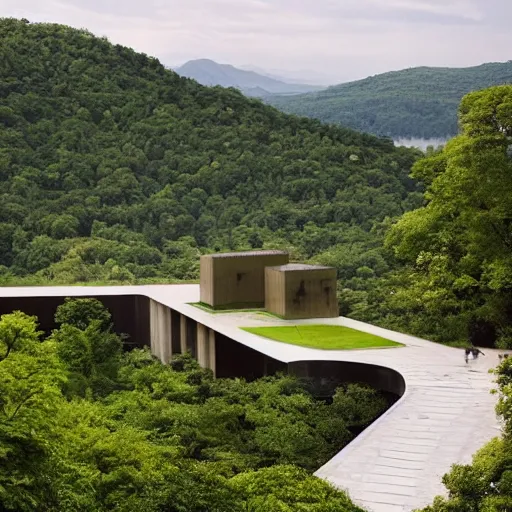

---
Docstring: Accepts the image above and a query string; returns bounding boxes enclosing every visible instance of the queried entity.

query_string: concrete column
[197,323,208,369]
[208,328,216,377]
[180,314,188,354]
[149,299,172,363]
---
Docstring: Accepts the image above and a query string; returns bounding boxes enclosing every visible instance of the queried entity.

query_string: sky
[2,0,511,84]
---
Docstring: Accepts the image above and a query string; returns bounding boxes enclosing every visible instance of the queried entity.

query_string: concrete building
[199,250,289,308]
[265,263,338,319]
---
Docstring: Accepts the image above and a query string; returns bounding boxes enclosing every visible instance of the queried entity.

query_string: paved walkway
[0,285,501,512]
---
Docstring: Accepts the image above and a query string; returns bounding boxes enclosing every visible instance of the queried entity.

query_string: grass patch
[241,325,404,350]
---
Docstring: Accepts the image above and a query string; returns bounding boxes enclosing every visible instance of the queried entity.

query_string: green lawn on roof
[241,325,403,350]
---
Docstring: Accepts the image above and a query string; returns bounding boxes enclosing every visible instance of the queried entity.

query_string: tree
[52,299,122,397]
[0,18,422,287]
[385,86,512,345]
[55,297,112,331]
[0,311,66,511]
[230,465,365,512]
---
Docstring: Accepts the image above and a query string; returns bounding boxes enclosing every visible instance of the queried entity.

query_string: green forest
[0,17,422,290]
[0,297,382,511]
[267,62,512,139]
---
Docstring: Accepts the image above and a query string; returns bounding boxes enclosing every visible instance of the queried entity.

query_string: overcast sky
[2,0,510,84]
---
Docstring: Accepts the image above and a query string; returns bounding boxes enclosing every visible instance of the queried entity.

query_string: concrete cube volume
[265,264,338,319]
[200,250,289,308]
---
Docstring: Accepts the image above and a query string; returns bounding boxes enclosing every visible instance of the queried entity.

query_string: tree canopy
[357,86,512,346]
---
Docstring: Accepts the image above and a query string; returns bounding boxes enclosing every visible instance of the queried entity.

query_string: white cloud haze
[1,0,510,83]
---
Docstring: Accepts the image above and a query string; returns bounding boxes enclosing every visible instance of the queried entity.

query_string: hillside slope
[0,18,421,285]
[176,59,323,97]
[267,62,512,139]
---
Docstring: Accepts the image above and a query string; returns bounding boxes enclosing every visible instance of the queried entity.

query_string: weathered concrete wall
[197,323,209,369]
[214,332,287,380]
[199,256,214,306]
[264,267,286,316]
[196,323,217,374]
[265,264,338,319]
[200,250,289,308]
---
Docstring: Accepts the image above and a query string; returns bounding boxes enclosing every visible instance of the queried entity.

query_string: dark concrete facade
[215,332,287,380]
[0,295,150,349]
[288,360,406,397]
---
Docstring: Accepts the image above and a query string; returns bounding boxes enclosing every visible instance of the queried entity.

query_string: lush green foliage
[418,357,512,512]
[360,86,512,346]
[242,324,403,349]
[0,300,386,510]
[268,63,512,139]
[0,18,421,286]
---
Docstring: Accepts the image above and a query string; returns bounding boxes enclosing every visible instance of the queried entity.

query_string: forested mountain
[267,62,512,139]
[176,59,323,97]
[0,18,422,288]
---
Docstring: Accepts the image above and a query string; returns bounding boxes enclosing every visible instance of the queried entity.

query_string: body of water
[394,137,449,151]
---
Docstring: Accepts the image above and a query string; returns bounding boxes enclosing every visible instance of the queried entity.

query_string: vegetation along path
[0,284,500,512]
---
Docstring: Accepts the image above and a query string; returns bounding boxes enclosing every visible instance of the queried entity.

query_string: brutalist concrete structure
[265,263,338,319]
[200,250,289,308]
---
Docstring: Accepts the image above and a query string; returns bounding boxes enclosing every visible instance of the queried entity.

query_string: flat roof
[267,263,334,271]
[206,250,288,259]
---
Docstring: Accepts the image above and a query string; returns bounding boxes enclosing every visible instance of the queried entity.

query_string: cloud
[1,0,510,83]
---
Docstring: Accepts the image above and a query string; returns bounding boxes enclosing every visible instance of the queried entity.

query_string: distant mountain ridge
[176,59,324,97]
[267,62,512,139]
